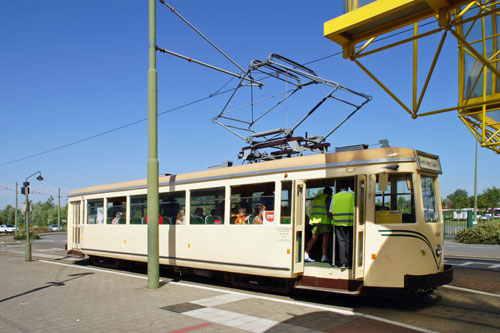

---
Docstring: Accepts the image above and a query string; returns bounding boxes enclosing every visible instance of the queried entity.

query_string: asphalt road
[2,233,500,265]
[0,232,67,258]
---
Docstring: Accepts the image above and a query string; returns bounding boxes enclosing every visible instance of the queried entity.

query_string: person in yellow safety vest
[305,187,333,262]
[330,180,355,269]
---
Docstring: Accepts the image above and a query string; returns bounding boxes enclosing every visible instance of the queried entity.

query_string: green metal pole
[473,140,478,223]
[15,182,18,235]
[25,187,31,262]
[58,188,61,231]
[147,0,160,289]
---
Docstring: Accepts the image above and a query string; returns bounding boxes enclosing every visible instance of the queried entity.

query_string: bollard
[467,210,474,228]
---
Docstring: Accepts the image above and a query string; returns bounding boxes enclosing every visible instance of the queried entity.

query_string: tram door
[71,201,82,249]
[353,175,367,279]
[293,180,306,274]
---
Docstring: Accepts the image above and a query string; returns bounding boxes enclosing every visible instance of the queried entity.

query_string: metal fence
[443,210,473,240]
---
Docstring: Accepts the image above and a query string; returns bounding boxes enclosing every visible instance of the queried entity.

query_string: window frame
[420,174,440,223]
[374,172,416,224]
[86,198,104,225]
[189,187,226,225]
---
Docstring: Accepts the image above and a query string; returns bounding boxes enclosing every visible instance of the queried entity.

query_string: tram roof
[68,147,419,198]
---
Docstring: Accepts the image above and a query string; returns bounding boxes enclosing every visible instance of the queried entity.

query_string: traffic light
[21,182,30,195]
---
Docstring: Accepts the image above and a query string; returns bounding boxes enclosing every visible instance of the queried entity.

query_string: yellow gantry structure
[325,0,500,153]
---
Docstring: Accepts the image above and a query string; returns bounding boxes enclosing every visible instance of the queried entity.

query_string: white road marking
[446,259,500,269]
[192,293,251,307]
[40,260,152,280]
[184,307,278,333]
[39,260,434,333]
[453,261,474,266]
[442,285,500,298]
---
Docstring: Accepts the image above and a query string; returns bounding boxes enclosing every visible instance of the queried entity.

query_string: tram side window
[160,191,186,225]
[190,187,225,225]
[375,174,416,224]
[422,176,439,223]
[87,199,104,224]
[130,195,146,224]
[107,197,126,224]
[280,181,292,224]
[229,182,275,224]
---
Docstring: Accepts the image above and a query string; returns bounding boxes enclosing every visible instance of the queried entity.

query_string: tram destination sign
[416,150,442,174]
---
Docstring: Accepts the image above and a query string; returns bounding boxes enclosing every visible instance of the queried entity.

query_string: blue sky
[0,0,498,209]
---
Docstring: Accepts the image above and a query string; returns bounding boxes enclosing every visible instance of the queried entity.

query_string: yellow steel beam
[413,23,418,112]
[325,0,470,46]
[418,97,500,116]
[415,31,448,112]
[356,27,442,58]
[324,0,434,46]
[354,59,414,116]
[325,0,500,154]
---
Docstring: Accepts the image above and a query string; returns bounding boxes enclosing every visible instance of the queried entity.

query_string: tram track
[65,254,500,323]
[366,290,500,316]
[3,249,499,332]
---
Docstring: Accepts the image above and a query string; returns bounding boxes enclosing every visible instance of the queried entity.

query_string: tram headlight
[435,244,442,258]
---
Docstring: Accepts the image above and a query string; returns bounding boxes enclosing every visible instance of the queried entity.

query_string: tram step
[294,284,362,295]
[294,275,364,295]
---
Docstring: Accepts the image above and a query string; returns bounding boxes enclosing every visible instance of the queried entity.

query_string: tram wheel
[412,288,434,296]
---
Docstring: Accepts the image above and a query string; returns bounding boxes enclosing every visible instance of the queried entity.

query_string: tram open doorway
[297,176,365,294]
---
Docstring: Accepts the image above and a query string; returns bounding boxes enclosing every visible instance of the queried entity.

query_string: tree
[478,187,500,210]
[445,189,471,209]
[0,205,16,225]
[0,196,67,228]
[397,196,411,213]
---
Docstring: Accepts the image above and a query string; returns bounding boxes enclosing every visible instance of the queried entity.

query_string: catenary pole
[147,0,160,289]
[25,183,31,262]
[473,140,478,222]
[58,188,61,230]
[15,182,18,234]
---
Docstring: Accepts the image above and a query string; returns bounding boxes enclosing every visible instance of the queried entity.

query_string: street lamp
[22,171,44,262]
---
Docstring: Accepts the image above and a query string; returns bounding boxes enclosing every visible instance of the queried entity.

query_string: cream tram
[67,147,452,294]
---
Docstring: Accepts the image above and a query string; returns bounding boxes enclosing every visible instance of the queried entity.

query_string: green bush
[14,230,40,241]
[455,222,500,245]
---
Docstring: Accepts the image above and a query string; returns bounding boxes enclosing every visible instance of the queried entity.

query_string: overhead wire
[0,87,235,168]
[0,185,59,197]
[0,14,440,168]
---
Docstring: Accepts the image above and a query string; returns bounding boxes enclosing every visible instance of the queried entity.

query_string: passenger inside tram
[252,204,265,224]
[234,208,247,224]
[175,209,185,224]
[206,209,222,224]
[111,212,124,225]
[304,177,356,267]
[331,180,355,269]
[230,182,275,225]
[191,207,204,224]
[305,187,333,263]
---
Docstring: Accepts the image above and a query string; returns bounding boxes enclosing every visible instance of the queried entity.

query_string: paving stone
[0,253,433,333]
